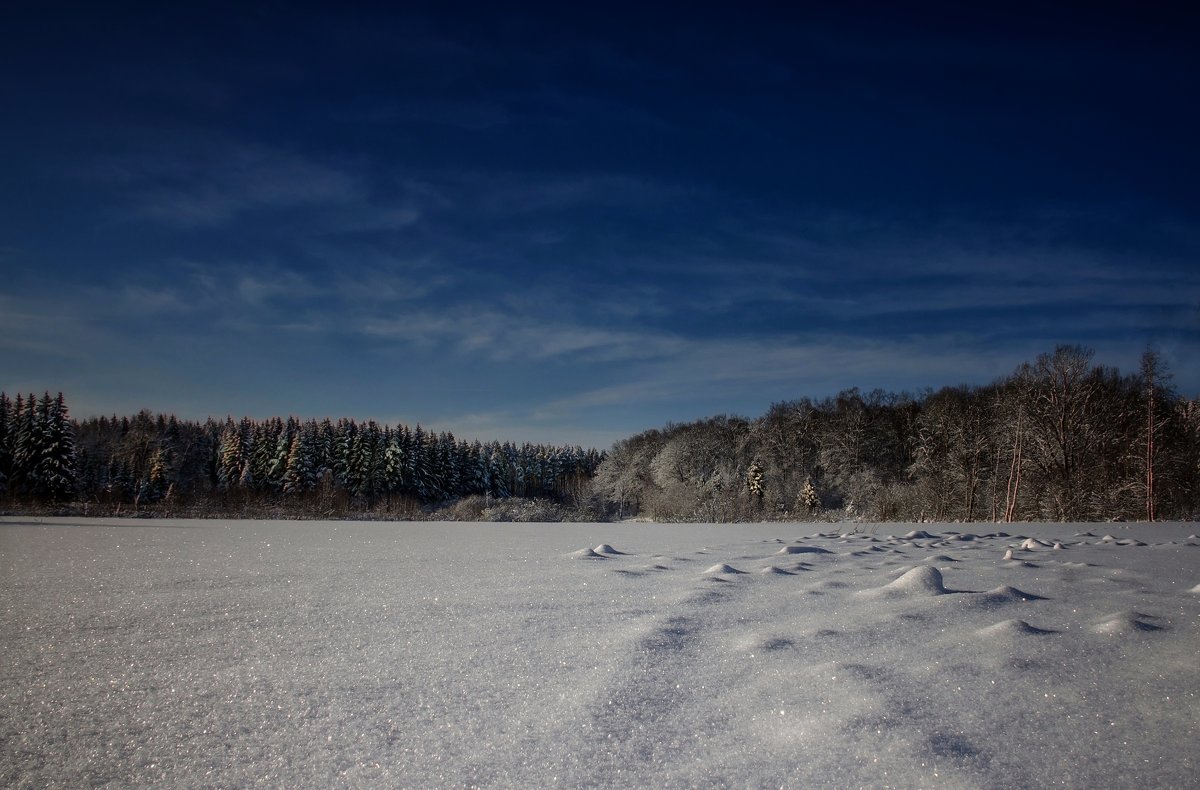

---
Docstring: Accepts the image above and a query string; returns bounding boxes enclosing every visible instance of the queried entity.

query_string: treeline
[590,346,1200,522]
[3,345,1198,522]
[0,394,603,516]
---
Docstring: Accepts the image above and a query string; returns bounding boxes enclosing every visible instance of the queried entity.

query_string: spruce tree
[383,430,406,497]
[35,393,78,502]
[282,427,317,495]
[799,478,820,512]
[217,420,243,490]
[140,447,170,504]
[0,393,10,497]
[10,395,38,498]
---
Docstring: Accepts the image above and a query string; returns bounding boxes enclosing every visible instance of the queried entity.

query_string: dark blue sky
[2,3,1197,447]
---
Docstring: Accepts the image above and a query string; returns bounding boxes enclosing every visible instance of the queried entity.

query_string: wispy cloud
[98,140,365,227]
[517,332,1040,443]
[359,309,684,364]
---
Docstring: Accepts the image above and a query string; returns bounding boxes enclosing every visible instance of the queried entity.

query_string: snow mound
[1052,542,1066,550]
[759,566,794,575]
[968,585,1045,606]
[978,619,1058,637]
[904,530,937,540]
[1189,583,1200,594]
[1096,536,1147,547]
[704,563,744,575]
[924,555,959,563]
[593,543,629,555]
[571,547,607,559]
[861,566,947,597]
[1020,538,1051,550]
[1092,612,1163,635]
[776,545,833,555]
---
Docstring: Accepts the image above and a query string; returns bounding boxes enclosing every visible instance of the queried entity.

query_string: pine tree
[467,440,488,495]
[35,392,78,502]
[334,418,357,492]
[108,460,135,502]
[0,393,11,497]
[237,418,257,490]
[799,478,820,512]
[267,418,297,492]
[249,419,278,492]
[217,420,243,490]
[313,419,335,480]
[348,421,385,506]
[10,394,36,497]
[383,430,406,496]
[410,426,435,500]
[139,447,170,504]
[747,461,765,500]
[282,426,317,495]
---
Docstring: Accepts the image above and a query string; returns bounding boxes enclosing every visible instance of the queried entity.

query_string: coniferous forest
[2,346,1198,521]
[0,392,603,520]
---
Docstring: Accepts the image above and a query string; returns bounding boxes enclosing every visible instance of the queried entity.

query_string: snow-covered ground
[2,518,1197,788]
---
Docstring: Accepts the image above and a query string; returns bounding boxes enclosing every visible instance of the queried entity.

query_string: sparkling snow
[2,518,1198,787]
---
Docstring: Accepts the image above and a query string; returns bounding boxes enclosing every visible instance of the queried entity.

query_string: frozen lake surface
[2,517,1198,787]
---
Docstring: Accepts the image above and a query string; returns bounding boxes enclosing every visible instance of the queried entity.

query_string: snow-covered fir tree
[0,393,10,496]
[34,393,78,502]
[282,427,317,495]
[799,478,820,512]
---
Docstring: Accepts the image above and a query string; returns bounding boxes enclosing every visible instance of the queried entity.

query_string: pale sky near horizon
[2,3,1197,448]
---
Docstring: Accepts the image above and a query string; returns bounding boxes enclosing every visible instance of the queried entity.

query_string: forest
[1,346,1197,521]
[591,346,1199,522]
[0,392,602,519]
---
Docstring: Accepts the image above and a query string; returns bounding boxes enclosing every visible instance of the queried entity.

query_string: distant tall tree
[266,418,297,493]
[217,420,244,491]
[913,387,992,521]
[798,478,820,513]
[746,460,765,518]
[1140,349,1170,521]
[139,447,171,505]
[282,425,317,495]
[0,393,11,497]
[1021,346,1105,520]
[34,393,78,502]
[10,394,36,497]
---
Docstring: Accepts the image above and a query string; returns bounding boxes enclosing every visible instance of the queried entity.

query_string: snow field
[1,518,1198,788]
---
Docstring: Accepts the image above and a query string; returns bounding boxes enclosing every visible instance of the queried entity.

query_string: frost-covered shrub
[482,497,567,522]
[445,495,490,521]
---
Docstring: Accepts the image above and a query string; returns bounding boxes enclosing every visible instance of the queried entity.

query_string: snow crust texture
[1,518,1198,788]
